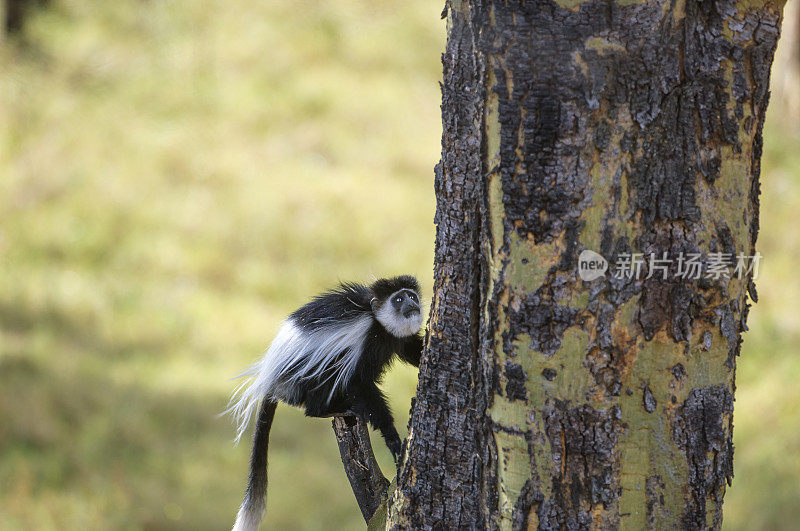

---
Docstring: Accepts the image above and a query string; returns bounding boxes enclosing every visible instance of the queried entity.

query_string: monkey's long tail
[232,399,277,531]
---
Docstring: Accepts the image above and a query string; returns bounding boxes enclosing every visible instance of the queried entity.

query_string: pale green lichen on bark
[519,330,595,406]
[584,36,628,55]
[495,430,532,526]
[509,239,560,295]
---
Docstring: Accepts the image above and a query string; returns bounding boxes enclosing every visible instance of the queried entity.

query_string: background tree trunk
[3,0,49,35]
[771,0,799,126]
[388,0,785,528]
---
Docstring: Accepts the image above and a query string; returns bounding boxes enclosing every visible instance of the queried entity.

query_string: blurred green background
[0,1,797,529]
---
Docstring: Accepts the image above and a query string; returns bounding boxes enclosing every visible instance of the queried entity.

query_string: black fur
[289,282,373,331]
[347,318,416,459]
[370,275,420,301]
[242,399,277,524]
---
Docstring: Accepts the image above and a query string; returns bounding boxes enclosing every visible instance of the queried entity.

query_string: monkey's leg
[351,381,402,464]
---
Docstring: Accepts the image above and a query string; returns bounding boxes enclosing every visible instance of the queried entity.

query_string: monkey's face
[391,289,420,318]
[375,289,423,337]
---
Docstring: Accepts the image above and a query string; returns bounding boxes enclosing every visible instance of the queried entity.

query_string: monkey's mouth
[403,308,420,319]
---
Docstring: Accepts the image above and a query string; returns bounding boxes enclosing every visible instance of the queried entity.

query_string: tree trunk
[771,0,799,125]
[388,0,785,529]
[3,0,49,34]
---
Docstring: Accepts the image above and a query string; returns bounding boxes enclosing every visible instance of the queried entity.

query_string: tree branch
[331,415,389,523]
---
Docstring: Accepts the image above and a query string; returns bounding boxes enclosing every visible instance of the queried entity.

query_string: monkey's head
[370,275,423,338]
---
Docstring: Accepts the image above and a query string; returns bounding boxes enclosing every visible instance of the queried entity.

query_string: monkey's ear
[370,297,379,312]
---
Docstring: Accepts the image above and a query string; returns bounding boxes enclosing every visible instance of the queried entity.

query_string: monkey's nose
[401,300,420,318]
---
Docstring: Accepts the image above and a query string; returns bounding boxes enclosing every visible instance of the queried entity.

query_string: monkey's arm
[398,332,423,368]
[351,380,402,463]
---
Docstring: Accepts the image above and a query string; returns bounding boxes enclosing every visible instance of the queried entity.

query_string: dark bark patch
[638,280,705,342]
[512,478,545,531]
[541,368,557,381]
[714,225,736,257]
[506,294,578,357]
[672,385,734,530]
[492,363,504,397]
[671,363,687,382]
[542,402,621,527]
[702,331,713,351]
[715,300,741,368]
[504,361,528,401]
[646,475,667,527]
[594,119,611,152]
[586,297,639,398]
[642,385,657,413]
[636,229,708,342]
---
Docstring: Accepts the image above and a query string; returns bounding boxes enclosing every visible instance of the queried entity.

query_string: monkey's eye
[395,296,402,303]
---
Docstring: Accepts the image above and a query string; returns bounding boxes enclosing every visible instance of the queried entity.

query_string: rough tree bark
[385,0,786,529]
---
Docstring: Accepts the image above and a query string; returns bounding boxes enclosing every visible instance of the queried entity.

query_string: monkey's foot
[386,435,403,465]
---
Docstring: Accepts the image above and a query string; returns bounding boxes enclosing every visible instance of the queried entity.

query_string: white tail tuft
[232,496,264,531]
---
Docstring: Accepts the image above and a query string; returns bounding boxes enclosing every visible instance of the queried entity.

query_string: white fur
[375,292,423,338]
[232,496,263,531]
[226,315,373,444]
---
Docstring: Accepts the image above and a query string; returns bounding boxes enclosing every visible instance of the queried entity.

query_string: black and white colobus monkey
[226,275,424,531]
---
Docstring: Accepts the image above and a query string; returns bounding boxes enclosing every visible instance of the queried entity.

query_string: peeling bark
[388,0,785,529]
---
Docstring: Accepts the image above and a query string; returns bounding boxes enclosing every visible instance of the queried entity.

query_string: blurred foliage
[0,1,797,530]
[0,0,440,529]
